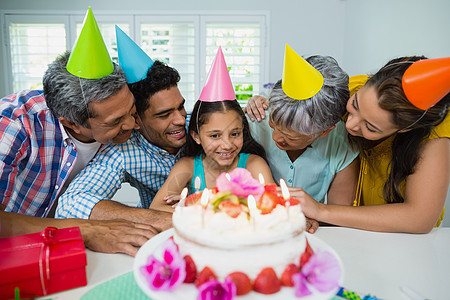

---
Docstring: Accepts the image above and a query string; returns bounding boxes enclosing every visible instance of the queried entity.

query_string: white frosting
[172,203,306,279]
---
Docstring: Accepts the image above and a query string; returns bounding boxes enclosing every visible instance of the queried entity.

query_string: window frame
[1,9,270,109]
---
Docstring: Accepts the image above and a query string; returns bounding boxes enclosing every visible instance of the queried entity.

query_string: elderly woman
[246,54,359,210]
[295,56,450,233]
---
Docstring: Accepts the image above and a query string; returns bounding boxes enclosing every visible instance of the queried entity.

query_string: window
[137,16,198,107]
[6,16,68,92]
[203,17,265,106]
[2,11,268,110]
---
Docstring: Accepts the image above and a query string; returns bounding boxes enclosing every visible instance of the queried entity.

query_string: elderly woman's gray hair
[43,51,127,127]
[269,55,349,135]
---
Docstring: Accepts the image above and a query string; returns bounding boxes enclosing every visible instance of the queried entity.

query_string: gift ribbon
[0,227,83,296]
[39,227,57,296]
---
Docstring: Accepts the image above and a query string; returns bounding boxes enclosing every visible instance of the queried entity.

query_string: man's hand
[90,200,174,232]
[0,211,158,257]
[163,194,180,205]
[79,219,159,256]
[243,95,269,122]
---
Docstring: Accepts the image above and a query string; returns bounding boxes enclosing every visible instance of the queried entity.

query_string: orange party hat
[402,57,450,110]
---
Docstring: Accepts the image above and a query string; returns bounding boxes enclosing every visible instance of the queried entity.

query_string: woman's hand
[305,217,319,234]
[288,187,323,221]
[243,95,269,122]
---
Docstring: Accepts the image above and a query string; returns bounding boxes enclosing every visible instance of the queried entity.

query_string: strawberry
[218,200,242,218]
[253,267,281,294]
[183,255,197,283]
[264,183,278,194]
[258,192,278,214]
[278,196,300,206]
[210,187,219,194]
[227,272,252,295]
[185,191,202,206]
[280,264,299,287]
[300,238,314,268]
[195,266,217,287]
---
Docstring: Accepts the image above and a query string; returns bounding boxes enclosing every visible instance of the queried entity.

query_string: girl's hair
[185,99,267,161]
[349,56,450,204]
[269,55,349,135]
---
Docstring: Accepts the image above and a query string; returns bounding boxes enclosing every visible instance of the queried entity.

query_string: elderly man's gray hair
[269,55,349,135]
[43,51,127,127]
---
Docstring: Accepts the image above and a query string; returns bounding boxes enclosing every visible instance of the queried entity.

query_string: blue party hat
[115,25,154,83]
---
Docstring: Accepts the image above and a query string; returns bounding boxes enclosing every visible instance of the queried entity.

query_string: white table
[42,227,450,300]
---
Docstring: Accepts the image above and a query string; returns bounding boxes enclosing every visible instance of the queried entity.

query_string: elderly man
[55,27,187,228]
[0,9,159,256]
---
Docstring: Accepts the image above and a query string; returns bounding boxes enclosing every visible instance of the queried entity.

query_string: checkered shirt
[56,118,189,219]
[0,90,77,217]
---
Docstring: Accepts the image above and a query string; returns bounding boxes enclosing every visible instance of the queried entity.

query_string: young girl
[296,56,450,233]
[149,99,274,212]
[150,47,274,212]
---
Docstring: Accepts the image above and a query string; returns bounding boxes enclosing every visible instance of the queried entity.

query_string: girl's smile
[193,110,244,171]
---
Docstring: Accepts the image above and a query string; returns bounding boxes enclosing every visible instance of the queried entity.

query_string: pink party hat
[198,47,236,102]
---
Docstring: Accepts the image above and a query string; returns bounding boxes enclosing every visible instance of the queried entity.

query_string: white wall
[343,0,450,76]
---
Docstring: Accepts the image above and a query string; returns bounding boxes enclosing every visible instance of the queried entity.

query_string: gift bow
[39,227,58,295]
[38,227,83,296]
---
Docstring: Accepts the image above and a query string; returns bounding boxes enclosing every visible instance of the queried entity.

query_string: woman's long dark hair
[185,99,267,161]
[349,56,450,203]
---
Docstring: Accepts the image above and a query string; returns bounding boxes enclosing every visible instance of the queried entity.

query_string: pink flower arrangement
[292,251,341,297]
[140,239,186,291]
[197,277,236,300]
[216,168,264,198]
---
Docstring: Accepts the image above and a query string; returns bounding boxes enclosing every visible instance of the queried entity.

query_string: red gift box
[0,227,87,299]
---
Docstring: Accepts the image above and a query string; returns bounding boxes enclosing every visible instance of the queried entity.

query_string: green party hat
[66,7,114,79]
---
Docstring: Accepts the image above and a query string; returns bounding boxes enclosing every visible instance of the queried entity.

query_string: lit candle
[247,195,257,232]
[194,176,201,193]
[225,173,231,181]
[200,189,210,228]
[179,187,188,207]
[258,173,265,185]
[280,179,290,221]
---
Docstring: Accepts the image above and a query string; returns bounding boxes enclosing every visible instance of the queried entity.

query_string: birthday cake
[173,196,305,277]
[138,168,342,298]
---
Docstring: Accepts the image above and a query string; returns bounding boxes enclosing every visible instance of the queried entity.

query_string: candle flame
[225,173,231,181]
[280,178,290,200]
[200,189,210,208]
[194,176,201,190]
[258,173,265,185]
[180,187,188,200]
[248,195,257,211]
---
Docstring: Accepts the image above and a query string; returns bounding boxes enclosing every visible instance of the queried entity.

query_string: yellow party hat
[282,44,324,100]
[66,7,114,79]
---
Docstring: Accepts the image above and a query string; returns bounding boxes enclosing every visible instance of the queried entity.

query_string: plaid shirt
[0,90,78,217]
[56,122,188,219]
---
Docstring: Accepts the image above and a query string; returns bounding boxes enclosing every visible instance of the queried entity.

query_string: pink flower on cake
[197,277,237,300]
[140,239,186,291]
[292,251,341,297]
[216,168,264,198]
